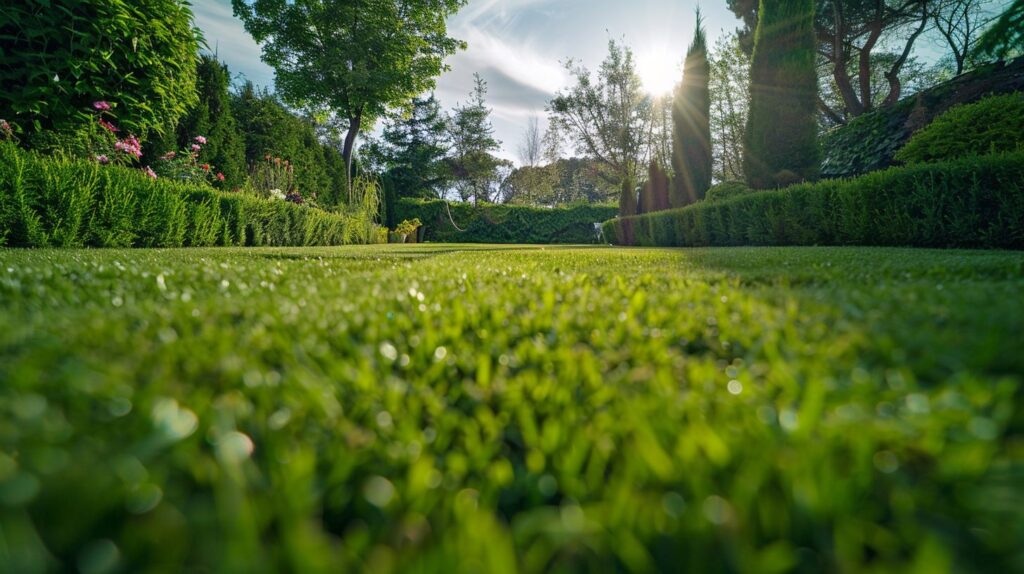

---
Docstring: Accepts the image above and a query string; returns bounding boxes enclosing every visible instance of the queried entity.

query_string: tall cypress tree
[671,10,712,207]
[177,55,247,188]
[743,0,819,189]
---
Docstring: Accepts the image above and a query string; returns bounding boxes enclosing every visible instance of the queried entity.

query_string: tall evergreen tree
[176,55,247,188]
[672,10,712,207]
[743,0,820,189]
[448,74,505,204]
[364,94,452,200]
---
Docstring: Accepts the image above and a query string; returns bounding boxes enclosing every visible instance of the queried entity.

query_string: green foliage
[364,94,452,200]
[231,84,345,207]
[705,180,755,202]
[0,0,199,140]
[672,10,712,206]
[619,174,637,218]
[396,199,616,244]
[448,75,506,203]
[639,161,671,214]
[743,0,820,188]
[973,0,1024,61]
[231,0,467,170]
[605,152,1024,249]
[173,55,247,188]
[0,244,1022,572]
[821,58,1024,179]
[0,142,380,248]
[895,93,1024,165]
[549,40,651,215]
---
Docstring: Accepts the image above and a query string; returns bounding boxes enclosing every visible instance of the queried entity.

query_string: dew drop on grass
[364,476,395,507]
[434,346,448,361]
[779,409,799,432]
[703,495,731,525]
[216,431,255,464]
[379,342,398,361]
[268,408,291,430]
[376,411,393,429]
[727,380,744,395]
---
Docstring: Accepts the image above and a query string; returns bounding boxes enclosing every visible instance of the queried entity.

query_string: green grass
[1,245,1022,573]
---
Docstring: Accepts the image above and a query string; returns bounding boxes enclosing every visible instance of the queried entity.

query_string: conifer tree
[743,0,820,189]
[177,55,247,188]
[672,10,712,207]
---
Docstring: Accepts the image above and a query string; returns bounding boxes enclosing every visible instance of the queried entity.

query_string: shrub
[0,142,382,248]
[895,93,1024,165]
[743,0,820,188]
[705,180,755,202]
[397,199,617,244]
[603,152,1024,249]
[0,0,199,140]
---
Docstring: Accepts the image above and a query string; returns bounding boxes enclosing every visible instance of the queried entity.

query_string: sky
[192,0,744,165]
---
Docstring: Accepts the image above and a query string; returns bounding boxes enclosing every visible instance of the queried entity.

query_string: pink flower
[98,118,119,133]
[191,144,201,152]
[216,172,225,181]
[160,151,177,160]
[92,101,112,111]
[194,136,207,145]
[0,119,12,138]
[114,135,142,158]
[143,166,157,179]
[96,154,109,165]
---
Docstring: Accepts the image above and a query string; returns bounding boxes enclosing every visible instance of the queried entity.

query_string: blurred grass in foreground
[0,245,1022,573]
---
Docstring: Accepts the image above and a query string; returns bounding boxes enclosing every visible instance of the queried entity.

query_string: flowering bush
[151,135,225,186]
[0,119,15,141]
[248,154,310,205]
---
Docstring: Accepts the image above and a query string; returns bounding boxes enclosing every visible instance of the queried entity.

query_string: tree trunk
[884,5,931,107]
[859,4,885,113]
[342,111,362,203]
[831,2,864,118]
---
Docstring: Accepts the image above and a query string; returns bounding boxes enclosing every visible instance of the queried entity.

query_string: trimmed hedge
[603,152,1024,249]
[0,143,376,248]
[395,198,618,244]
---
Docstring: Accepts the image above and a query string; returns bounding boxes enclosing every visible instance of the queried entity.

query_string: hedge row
[395,198,618,244]
[603,152,1024,249]
[0,143,379,248]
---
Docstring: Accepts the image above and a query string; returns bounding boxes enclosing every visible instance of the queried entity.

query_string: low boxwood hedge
[395,198,618,244]
[895,93,1024,165]
[0,142,378,248]
[603,152,1024,249]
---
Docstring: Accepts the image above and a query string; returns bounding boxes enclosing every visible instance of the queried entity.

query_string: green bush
[0,0,199,139]
[705,181,755,202]
[0,142,381,248]
[895,93,1024,165]
[396,199,617,244]
[603,152,1024,249]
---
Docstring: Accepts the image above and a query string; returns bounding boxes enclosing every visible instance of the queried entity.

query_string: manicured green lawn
[1,245,1022,573]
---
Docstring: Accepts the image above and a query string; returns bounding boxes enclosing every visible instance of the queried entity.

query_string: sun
[637,48,680,96]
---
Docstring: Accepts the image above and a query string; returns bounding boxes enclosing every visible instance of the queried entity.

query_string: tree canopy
[232,0,467,194]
